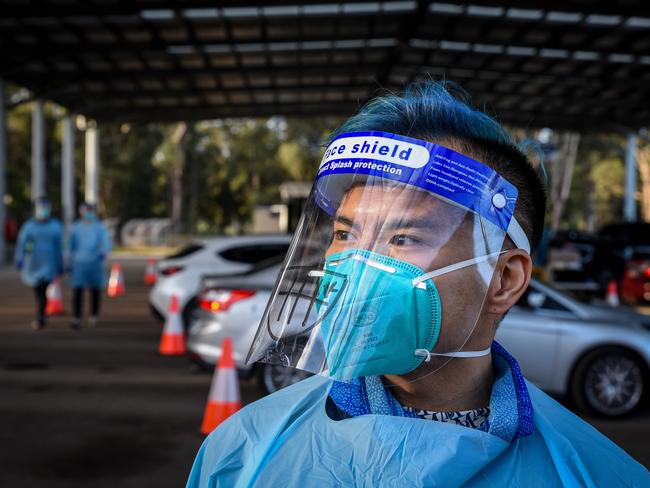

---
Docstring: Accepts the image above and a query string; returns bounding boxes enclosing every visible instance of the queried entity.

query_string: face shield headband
[247,131,529,382]
[315,132,530,255]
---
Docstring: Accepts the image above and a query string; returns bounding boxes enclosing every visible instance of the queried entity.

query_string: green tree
[101,122,167,222]
[562,133,626,230]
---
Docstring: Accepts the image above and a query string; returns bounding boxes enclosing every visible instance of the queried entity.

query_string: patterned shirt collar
[402,405,491,429]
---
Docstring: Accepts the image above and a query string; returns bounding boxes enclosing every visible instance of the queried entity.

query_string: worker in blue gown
[67,202,112,329]
[186,82,650,487]
[14,197,63,330]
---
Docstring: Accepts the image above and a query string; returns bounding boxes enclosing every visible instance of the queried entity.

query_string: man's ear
[486,250,532,315]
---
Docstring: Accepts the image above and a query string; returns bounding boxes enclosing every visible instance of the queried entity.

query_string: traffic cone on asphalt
[45,278,65,315]
[107,262,125,297]
[144,259,157,285]
[159,295,186,355]
[200,337,241,435]
[606,280,620,307]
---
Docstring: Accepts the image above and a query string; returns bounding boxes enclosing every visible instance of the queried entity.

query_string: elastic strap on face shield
[507,218,530,255]
[414,347,491,362]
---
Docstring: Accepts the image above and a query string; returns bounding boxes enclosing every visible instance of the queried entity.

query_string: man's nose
[357,239,388,255]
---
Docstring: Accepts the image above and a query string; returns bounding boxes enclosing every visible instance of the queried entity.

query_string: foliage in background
[562,133,628,231]
[102,122,167,222]
[5,75,339,237]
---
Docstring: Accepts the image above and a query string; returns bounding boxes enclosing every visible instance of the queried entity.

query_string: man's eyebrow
[382,216,438,230]
[334,214,356,227]
[334,213,439,231]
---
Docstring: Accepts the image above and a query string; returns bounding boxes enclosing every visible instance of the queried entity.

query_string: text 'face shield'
[247,132,520,381]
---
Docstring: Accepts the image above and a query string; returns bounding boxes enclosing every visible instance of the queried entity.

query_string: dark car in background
[548,230,604,296]
[550,223,650,304]
[604,223,650,304]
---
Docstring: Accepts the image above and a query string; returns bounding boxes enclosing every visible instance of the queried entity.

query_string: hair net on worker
[247,131,529,382]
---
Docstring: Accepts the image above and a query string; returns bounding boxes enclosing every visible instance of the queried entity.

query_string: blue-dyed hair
[327,81,547,252]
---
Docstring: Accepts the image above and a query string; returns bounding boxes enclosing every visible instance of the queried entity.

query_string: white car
[188,266,650,414]
[148,235,292,327]
[187,260,312,393]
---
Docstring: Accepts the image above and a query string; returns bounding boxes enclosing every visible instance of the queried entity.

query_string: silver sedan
[497,279,650,417]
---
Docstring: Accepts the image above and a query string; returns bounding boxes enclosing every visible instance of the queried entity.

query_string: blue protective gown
[15,218,63,286]
[187,352,649,487]
[68,220,112,288]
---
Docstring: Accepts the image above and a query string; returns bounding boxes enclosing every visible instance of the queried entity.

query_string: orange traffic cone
[45,278,65,315]
[159,295,186,355]
[144,259,157,285]
[200,337,241,434]
[107,262,125,297]
[606,280,620,307]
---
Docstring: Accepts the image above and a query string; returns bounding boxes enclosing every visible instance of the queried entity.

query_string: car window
[539,295,570,312]
[218,244,289,264]
[165,243,204,259]
[517,286,571,313]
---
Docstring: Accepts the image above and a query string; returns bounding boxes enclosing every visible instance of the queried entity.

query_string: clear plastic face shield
[247,132,530,382]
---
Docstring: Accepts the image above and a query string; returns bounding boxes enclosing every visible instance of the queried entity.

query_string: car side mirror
[527,292,546,309]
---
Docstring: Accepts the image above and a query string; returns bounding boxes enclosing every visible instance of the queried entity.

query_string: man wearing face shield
[187,82,649,487]
[67,202,112,329]
[14,197,64,330]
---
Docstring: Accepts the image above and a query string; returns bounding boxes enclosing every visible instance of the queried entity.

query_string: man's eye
[334,230,353,241]
[390,235,420,246]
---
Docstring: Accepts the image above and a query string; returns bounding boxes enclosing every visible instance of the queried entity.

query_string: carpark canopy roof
[1,0,649,130]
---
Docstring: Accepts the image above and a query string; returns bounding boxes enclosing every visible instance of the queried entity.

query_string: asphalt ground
[0,258,648,488]
[0,259,263,488]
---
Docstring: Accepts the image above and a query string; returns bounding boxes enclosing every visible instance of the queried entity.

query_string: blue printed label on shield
[315,131,518,232]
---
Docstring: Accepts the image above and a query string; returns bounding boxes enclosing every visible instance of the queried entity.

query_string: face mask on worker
[247,131,530,382]
[312,248,503,380]
[34,201,51,220]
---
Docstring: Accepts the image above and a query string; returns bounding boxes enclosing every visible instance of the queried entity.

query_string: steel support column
[624,133,638,222]
[0,78,7,263]
[62,115,75,233]
[31,100,45,199]
[84,122,99,205]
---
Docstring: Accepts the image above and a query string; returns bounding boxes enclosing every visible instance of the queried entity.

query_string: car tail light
[199,289,256,313]
[160,266,184,276]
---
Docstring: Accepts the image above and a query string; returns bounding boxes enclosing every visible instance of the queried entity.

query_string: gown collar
[327,340,534,442]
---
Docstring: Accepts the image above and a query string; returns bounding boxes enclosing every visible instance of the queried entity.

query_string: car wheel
[257,363,311,394]
[571,347,645,417]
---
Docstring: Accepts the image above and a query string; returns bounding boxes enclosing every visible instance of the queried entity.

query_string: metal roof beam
[3,1,649,19]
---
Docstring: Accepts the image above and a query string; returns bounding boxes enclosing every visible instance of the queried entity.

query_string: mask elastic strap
[411,251,506,289]
[414,347,491,362]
